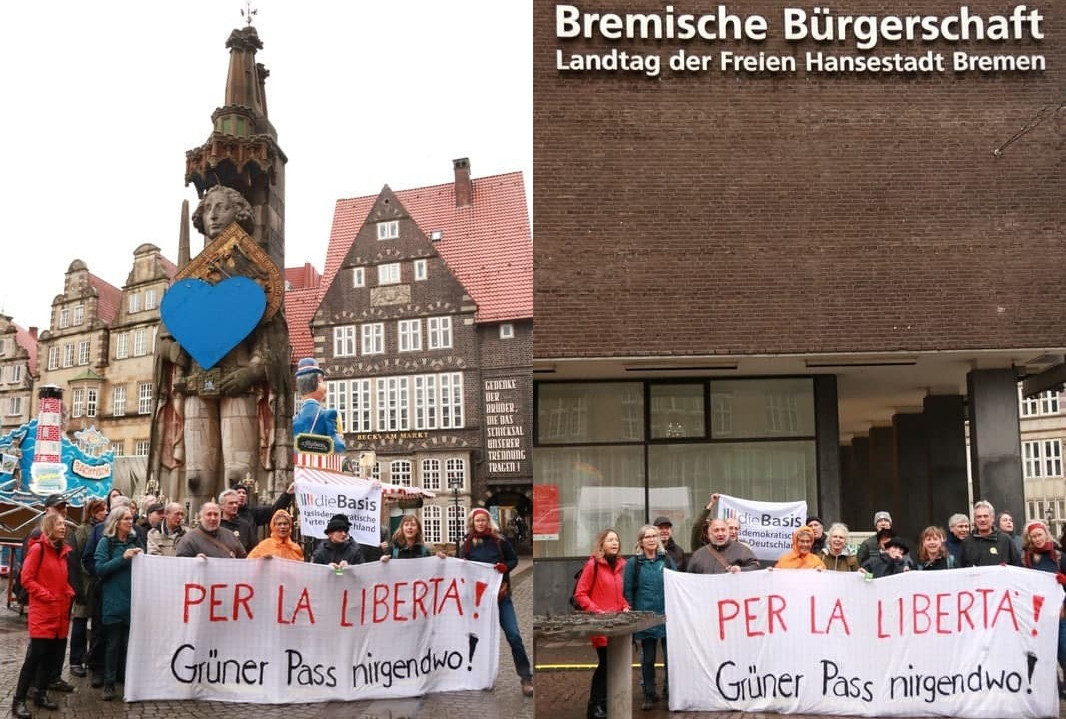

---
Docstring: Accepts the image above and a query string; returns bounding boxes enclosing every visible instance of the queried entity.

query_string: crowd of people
[10,491,532,717]
[572,495,1066,716]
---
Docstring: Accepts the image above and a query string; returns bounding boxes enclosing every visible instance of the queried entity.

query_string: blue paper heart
[160,277,267,370]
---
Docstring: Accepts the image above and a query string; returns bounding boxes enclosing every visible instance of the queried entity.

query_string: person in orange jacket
[775,525,826,570]
[247,509,303,561]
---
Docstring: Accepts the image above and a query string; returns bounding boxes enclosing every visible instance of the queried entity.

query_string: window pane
[710,378,815,439]
[536,382,644,444]
[650,384,705,439]
[532,445,645,558]
[648,440,817,552]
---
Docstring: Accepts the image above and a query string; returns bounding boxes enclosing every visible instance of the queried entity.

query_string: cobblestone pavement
[0,560,533,719]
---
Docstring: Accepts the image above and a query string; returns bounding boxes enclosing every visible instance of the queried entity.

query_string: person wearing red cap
[1020,519,1066,696]
[459,507,533,697]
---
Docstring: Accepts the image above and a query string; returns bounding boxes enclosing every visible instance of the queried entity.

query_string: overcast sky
[0,1,531,331]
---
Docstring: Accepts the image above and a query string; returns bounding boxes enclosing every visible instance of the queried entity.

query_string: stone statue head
[192,185,254,240]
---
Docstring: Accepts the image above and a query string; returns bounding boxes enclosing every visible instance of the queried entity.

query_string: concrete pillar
[839,444,856,527]
[850,436,871,529]
[893,413,928,540]
[814,375,842,523]
[924,394,969,526]
[967,369,1025,526]
[869,426,898,526]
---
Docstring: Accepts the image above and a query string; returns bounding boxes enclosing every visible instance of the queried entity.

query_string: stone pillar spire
[184,21,287,271]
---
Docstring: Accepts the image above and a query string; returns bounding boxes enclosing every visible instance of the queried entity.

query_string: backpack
[11,558,27,606]
[569,559,597,610]
[12,543,43,606]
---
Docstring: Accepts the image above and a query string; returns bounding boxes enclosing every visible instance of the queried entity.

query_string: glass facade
[534,378,817,557]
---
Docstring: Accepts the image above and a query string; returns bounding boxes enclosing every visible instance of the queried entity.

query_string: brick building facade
[533,0,1066,607]
[298,160,533,547]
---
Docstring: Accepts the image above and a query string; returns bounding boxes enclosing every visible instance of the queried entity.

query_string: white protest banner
[717,493,807,561]
[665,566,1059,718]
[125,554,501,703]
[295,467,382,544]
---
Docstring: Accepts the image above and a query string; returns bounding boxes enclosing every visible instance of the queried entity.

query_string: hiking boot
[33,692,57,710]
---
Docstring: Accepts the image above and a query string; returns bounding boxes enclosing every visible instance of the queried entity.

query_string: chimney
[453,157,472,208]
[29,327,38,342]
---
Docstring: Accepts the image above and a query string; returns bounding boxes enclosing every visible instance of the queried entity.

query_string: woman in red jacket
[11,513,76,718]
[573,528,629,719]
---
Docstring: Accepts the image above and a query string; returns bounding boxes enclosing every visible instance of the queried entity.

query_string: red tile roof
[89,274,122,325]
[160,255,179,280]
[286,286,320,364]
[14,323,38,378]
[322,171,532,323]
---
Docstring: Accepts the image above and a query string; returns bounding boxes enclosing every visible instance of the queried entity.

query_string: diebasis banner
[125,555,501,703]
[294,469,382,544]
[717,493,807,561]
[665,566,1059,718]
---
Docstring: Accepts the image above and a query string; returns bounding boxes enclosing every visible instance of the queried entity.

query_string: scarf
[1024,540,1058,569]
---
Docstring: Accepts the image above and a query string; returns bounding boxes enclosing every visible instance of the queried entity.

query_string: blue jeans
[499,596,531,680]
[641,637,667,697]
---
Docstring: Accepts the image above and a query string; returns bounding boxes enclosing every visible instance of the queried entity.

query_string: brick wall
[477,320,533,485]
[534,0,1066,359]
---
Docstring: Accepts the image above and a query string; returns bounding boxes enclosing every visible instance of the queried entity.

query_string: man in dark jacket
[962,500,1021,566]
[687,519,760,574]
[653,516,686,572]
[219,489,257,553]
[861,537,912,577]
[856,511,893,566]
[310,514,365,567]
[231,482,295,550]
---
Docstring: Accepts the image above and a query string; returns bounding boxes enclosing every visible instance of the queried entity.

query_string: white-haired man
[961,500,1020,567]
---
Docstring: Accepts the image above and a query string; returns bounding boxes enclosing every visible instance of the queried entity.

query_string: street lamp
[358,451,377,480]
[449,475,463,555]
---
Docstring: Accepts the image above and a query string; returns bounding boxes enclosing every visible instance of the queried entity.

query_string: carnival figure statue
[292,357,345,453]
